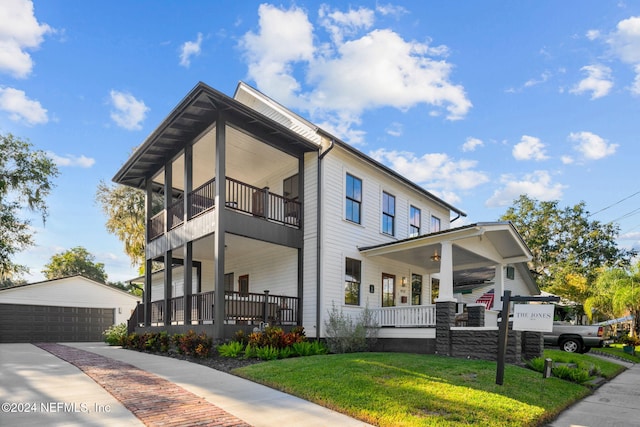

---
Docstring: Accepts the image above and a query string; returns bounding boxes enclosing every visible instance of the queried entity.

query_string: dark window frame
[344,257,361,305]
[382,191,395,236]
[345,173,362,224]
[409,205,421,237]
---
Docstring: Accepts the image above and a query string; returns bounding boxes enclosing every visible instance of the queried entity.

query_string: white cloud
[319,4,375,45]
[48,152,95,168]
[586,29,601,40]
[370,148,489,205]
[385,122,403,137]
[524,71,551,88]
[239,4,471,144]
[512,135,548,161]
[568,131,618,160]
[179,32,203,67]
[486,170,566,208]
[607,16,640,64]
[570,64,613,99]
[109,90,149,131]
[561,155,574,165]
[0,86,47,124]
[462,137,483,152]
[632,64,640,95]
[606,16,640,95]
[0,0,52,78]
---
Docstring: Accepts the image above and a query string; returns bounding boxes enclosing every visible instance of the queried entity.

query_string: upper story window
[409,205,421,237]
[345,173,362,224]
[431,215,441,232]
[382,192,395,236]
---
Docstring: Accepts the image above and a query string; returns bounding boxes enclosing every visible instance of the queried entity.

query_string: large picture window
[409,205,421,237]
[344,258,361,305]
[345,174,362,224]
[382,192,395,236]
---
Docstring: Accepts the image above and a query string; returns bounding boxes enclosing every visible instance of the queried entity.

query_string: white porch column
[492,264,505,311]
[435,241,456,302]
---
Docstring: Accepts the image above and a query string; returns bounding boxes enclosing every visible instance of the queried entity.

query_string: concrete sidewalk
[546,358,640,427]
[0,342,372,426]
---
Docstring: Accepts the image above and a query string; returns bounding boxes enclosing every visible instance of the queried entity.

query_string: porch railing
[144,290,299,326]
[148,176,301,241]
[188,179,216,218]
[370,305,436,327]
[226,177,300,227]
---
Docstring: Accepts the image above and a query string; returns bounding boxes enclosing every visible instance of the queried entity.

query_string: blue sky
[2,1,639,283]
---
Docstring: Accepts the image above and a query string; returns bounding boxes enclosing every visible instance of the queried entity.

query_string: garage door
[0,303,115,343]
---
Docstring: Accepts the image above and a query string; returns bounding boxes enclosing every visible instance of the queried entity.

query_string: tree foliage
[95,181,146,268]
[584,265,640,336]
[500,195,635,296]
[42,246,108,283]
[0,133,59,280]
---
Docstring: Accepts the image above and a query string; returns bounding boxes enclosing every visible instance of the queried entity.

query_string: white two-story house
[115,81,538,354]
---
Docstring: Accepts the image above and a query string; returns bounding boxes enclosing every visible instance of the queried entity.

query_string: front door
[382,273,395,307]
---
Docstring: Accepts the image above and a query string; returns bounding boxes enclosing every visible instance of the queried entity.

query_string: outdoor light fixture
[431,250,441,262]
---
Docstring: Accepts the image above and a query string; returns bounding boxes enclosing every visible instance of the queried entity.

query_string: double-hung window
[344,258,361,305]
[431,215,441,232]
[345,174,362,224]
[409,205,421,237]
[382,192,395,236]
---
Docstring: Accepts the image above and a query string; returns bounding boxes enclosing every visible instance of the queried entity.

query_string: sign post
[495,292,560,385]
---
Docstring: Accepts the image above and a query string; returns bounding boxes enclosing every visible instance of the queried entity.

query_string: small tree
[324,303,379,353]
[42,246,108,283]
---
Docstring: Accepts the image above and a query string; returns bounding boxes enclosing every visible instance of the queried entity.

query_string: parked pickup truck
[543,322,613,353]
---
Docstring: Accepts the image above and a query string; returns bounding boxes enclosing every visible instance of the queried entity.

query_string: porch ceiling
[359,222,532,273]
[113,82,318,189]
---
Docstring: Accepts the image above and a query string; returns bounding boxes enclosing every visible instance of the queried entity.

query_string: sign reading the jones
[512,304,554,332]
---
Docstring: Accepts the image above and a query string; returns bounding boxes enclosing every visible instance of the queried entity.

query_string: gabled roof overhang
[359,222,532,273]
[113,82,319,189]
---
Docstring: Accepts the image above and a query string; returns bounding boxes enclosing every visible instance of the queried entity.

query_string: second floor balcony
[149,176,301,241]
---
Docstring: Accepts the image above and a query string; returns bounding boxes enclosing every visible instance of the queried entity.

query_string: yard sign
[512,304,554,332]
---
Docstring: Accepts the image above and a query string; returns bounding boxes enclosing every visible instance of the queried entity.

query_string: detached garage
[0,275,140,343]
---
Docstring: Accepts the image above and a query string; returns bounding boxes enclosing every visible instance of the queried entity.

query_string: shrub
[103,323,128,346]
[256,345,279,360]
[218,341,245,358]
[278,346,293,359]
[292,340,327,356]
[324,304,379,353]
[173,330,212,357]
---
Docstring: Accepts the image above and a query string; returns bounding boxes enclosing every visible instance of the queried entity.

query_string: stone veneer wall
[436,301,543,362]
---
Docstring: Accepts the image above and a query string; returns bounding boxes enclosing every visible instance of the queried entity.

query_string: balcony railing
[370,305,436,327]
[148,177,301,241]
[147,290,299,326]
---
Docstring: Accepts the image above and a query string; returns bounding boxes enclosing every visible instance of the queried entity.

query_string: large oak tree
[0,133,58,283]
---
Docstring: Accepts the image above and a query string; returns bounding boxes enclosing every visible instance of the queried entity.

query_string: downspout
[316,139,334,340]
[450,211,462,224]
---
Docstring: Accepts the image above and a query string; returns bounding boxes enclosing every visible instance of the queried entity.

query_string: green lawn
[234,352,625,427]
[592,344,640,363]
